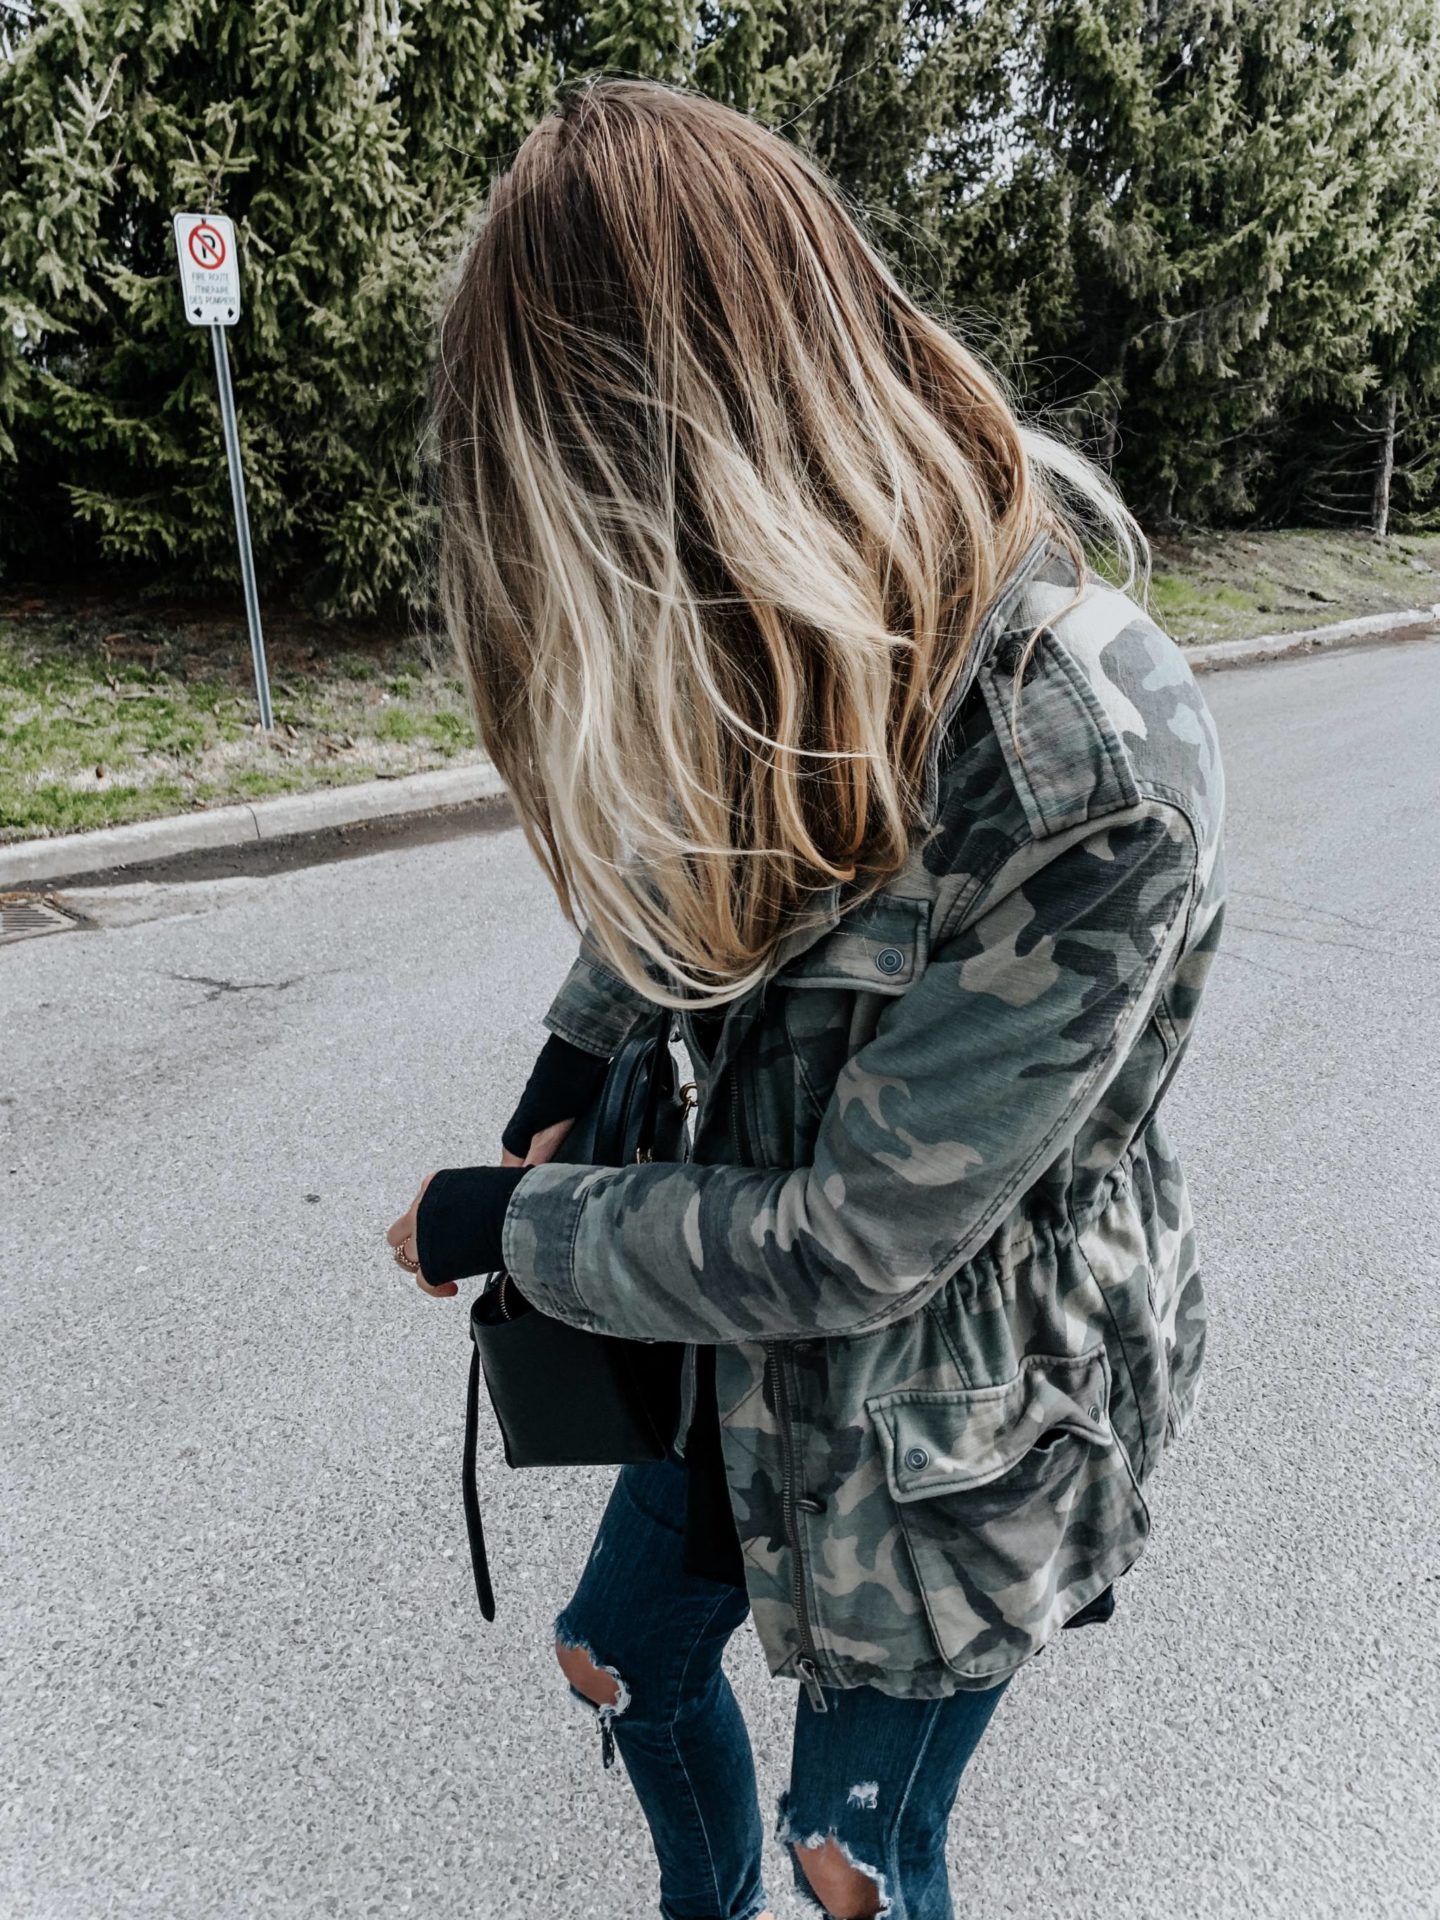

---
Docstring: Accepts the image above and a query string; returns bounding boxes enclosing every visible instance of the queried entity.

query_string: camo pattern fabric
[505,531,1227,1698]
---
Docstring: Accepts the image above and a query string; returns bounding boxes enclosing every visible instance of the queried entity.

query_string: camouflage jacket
[504,531,1226,1703]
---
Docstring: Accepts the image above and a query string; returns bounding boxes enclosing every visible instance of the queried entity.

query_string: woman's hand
[389,1119,573,1302]
[386,1172,458,1299]
[500,1116,575,1169]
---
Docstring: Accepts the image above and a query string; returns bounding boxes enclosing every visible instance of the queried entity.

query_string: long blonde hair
[433,77,1144,1006]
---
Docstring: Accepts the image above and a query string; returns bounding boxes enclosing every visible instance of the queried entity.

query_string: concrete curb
[1185,603,1439,671]
[0,761,508,890]
[4,601,1437,891]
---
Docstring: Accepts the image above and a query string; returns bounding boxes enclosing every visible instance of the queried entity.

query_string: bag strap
[458,1018,674,1622]
[638,1016,675,1155]
[462,1340,496,1621]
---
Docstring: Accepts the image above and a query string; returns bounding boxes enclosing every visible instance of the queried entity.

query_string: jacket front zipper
[769,1343,828,1712]
[672,1045,700,1455]
[728,1048,828,1712]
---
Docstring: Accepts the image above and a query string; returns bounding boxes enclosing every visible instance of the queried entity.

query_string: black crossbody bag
[461,1015,689,1619]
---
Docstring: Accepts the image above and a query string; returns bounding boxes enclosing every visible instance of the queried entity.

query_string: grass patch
[1144,528,1440,642]
[1146,575,1257,633]
[0,595,476,841]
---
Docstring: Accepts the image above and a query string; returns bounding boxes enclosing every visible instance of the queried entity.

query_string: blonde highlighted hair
[434,77,1145,1006]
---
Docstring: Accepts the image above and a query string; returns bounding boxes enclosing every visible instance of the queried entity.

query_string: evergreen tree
[718,0,976,292]
[5,0,1440,610]
[582,0,695,79]
[0,0,530,615]
[941,0,1440,525]
[1247,0,1440,533]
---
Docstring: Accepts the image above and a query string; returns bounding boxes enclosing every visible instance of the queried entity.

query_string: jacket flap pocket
[774,893,928,994]
[867,1347,1112,1502]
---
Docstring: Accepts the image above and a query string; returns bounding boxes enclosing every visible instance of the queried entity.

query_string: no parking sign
[171,210,271,729]
[173,212,241,326]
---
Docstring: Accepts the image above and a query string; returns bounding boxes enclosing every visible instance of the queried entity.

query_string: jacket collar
[764,527,1059,979]
[915,527,1056,828]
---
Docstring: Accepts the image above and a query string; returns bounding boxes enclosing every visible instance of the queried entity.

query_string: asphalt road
[4,637,1439,1920]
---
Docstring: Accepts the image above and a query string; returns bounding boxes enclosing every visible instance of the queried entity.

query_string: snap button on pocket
[1089,1406,1103,1423]
[875,946,905,976]
[904,1445,930,1471]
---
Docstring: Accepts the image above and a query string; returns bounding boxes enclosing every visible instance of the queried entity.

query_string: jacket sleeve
[540,928,656,1058]
[503,804,1200,1344]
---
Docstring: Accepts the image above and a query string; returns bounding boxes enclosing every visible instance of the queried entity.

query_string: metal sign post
[172,212,273,733]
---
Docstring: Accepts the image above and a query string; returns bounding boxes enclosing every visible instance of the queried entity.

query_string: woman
[387,77,1225,1920]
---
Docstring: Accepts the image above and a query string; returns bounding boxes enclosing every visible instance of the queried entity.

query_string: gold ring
[393,1236,420,1274]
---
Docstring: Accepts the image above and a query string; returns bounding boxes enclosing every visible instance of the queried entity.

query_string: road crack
[166,971,304,1000]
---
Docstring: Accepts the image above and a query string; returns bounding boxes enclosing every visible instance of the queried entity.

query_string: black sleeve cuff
[414,1166,528,1286]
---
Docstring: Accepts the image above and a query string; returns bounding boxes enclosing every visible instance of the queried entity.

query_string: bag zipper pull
[797,1657,828,1713]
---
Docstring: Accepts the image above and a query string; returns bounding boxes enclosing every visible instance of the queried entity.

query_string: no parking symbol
[187,220,226,271]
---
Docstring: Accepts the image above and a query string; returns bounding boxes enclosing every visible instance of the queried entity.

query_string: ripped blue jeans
[554,1459,1008,1920]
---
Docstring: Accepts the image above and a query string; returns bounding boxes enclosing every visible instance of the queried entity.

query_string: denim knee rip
[775,1787,892,1918]
[554,1616,631,1771]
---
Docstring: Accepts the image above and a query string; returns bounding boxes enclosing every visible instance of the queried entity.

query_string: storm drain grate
[0,896,81,945]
